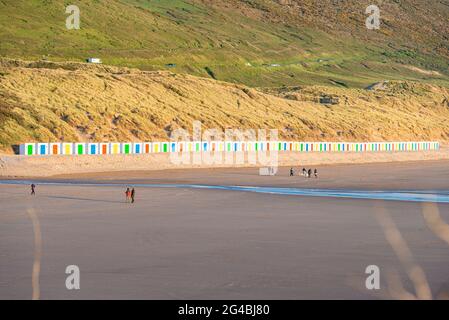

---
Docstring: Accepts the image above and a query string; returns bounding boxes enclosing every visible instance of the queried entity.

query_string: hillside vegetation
[1,59,448,153]
[1,1,448,153]
[0,0,448,88]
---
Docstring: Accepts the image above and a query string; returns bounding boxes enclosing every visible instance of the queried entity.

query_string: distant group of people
[125,187,136,203]
[290,167,318,178]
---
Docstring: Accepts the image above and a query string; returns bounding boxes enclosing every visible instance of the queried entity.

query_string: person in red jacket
[125,188,130,203]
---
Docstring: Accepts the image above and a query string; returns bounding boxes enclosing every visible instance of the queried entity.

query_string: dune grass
[0,59,448,153]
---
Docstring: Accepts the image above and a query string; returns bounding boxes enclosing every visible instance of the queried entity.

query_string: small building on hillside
[319,95,339,105]
[86,58,102,64]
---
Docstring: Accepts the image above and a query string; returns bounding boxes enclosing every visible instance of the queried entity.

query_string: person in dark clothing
[289,168,294,176]
[314,168,318,178]
[31,184,36,195]
[307,168,312,178]
[131,188,135,203]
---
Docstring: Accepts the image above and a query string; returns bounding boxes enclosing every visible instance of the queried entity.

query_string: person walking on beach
[290,168,294,176]
[307,168,312,178]
[131,188,135,204]
[302,168,307,177]
[314,168,318,178]
[30,184,36,196]
[125,188,130,203]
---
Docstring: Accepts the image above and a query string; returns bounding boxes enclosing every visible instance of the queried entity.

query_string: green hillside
[0,0,448,88]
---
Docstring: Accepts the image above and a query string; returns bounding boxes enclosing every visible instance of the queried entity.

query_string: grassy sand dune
[1,59,449,153]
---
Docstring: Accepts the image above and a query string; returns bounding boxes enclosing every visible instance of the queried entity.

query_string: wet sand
[51,160,449,191]
[1,161,449,299]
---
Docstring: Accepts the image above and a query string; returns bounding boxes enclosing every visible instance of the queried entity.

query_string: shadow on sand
[46,195,124,204]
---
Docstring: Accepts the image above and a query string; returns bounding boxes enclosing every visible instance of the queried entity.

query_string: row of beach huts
[19,141,440,156]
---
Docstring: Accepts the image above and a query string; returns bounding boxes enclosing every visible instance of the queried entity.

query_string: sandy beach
[1,147,449,177]
[1,160,448,299]
[2,0,449,304]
